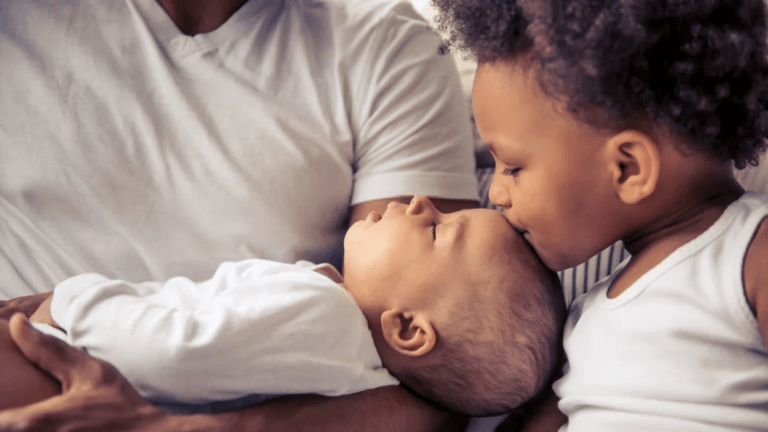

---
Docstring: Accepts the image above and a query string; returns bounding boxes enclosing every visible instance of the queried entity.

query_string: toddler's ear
[606,130,660,204]
[380,309,436,358]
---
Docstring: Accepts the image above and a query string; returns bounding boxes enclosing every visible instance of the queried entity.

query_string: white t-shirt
[41,259,398,412]
[554,192,768,431]
[0,0,477,298]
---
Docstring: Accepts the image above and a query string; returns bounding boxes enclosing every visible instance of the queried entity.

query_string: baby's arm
[743,218,768,346]
[29,295,58,329]
[0,318,59,410]
[49,261,395,405]
[47,270,264,404]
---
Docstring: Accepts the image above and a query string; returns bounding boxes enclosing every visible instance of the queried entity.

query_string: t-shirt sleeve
[343,1,478,205]
[50,261,398,405]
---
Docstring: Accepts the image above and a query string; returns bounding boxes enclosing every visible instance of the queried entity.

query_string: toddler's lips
[367,212,382,222]
[507,222,526,235]
[515,227,533,243]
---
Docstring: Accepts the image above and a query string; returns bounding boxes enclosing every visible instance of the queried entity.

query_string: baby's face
[343,196,519,318]
[472,60,620,271]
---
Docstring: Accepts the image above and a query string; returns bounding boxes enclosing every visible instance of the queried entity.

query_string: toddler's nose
[488,175,512,208]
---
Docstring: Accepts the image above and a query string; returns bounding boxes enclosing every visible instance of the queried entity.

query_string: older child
[0,196,564,417]
[434,0,768,430]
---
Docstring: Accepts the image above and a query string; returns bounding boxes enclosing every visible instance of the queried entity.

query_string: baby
[0,196,565,417]
[434,0,768,430]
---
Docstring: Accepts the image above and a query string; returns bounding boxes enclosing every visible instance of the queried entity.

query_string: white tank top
[554,191,768,432]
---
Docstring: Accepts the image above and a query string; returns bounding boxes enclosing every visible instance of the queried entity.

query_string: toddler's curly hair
[434,0,768,168]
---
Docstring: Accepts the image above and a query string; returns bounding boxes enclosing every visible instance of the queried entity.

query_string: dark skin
[473,59,768,432]
[156,0,247,35]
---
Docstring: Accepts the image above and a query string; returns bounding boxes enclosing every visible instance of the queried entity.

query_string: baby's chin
[341,229,360,254]
[345,220,363,236]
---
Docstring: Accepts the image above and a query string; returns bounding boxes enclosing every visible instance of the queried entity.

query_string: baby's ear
[380,309,436,358]
[606,130,660,204]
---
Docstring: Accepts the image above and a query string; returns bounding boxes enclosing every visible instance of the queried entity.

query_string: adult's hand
[0,314,465,432]
[0,314,171,432]
[0,293,52,321]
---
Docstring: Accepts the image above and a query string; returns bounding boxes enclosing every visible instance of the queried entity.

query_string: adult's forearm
[166,387,467,432]
[0,317,467,432]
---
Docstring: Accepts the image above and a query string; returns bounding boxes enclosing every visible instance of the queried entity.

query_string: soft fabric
[554,192,768,431]
[0,0,477,299]
[46,259,398,413]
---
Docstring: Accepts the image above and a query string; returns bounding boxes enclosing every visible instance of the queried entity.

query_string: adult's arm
[344,1,479,210]
[500,392,566,432]
[0,314,467,432]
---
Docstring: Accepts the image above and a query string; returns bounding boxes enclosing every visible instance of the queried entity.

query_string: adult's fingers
[0,294,52,321]
[7,314,89,392]
[0,299,19,320]
[0,375,164,432]
[1,314,167,432]
[0,394,77,432]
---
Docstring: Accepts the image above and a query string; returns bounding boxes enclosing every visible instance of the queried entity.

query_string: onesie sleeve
[343,1,478,205]
[50,260,398,405]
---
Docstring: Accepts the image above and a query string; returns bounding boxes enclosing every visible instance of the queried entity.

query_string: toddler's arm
[744,218,768,347]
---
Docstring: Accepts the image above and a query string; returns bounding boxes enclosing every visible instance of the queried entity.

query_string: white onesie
[38,260,398,413]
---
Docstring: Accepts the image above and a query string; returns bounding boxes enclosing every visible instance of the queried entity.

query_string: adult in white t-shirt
[0,0,477,297]
[0,0,477,431]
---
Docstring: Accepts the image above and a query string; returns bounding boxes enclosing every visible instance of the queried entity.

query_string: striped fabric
[476,167,628,306]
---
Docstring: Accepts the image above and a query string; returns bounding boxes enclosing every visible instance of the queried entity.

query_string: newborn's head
[343,196,566,416]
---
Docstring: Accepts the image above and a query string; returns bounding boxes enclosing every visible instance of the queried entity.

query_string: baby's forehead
[458,211,539,276]
[458,208,522,244]
[459,207,514,226]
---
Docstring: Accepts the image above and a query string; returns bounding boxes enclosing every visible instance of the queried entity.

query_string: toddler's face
[343,196,518,317]
[472,61,620,271]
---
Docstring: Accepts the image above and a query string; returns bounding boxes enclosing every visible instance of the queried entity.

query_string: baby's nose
[386,200,401,212]
[406,195,434,215]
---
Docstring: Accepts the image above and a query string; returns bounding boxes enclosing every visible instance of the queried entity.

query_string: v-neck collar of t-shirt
[130,0,278,57]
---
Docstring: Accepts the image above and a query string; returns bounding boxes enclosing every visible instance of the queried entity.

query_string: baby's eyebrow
[450,214,468,247]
